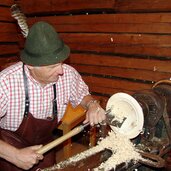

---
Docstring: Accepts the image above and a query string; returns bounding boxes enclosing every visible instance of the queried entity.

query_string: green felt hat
[21,21,70,66]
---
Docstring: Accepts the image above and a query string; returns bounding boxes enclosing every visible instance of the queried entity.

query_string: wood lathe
[38,80,171,171]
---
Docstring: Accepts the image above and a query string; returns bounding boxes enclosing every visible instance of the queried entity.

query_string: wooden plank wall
[0,0,20,70]
[16,0,171,107]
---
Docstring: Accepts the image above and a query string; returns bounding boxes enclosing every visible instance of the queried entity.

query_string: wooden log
[82,75,152,91]
[0,23,17,33]
[72,64,171,82]
[0,56,19,63]
[18,0,115,14]
[89,85,133,96]
[27,13,171,34]
[0,0,13,6]
[115,0,171,12]
[0,33,18,42]
[17,0,171,14]
[0,45,19,55]
[61,33,171,47]
[0,56,19,71]
[60,33,171,58]
[27,13,171,25]
[0,7,15,22]
[70,54,171,73]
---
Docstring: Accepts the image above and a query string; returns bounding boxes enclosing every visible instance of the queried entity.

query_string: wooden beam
[89,85,134,96]
[27,13,171,34]
[72,64,171,82]
[60,33,171,58]
[0,0,13,6]
[0,56,19,71]
[82,75,151,91]
[19,0,115,15]
[0,45,19,55]
[115,0,171,12]
[18,0,171,14]
[0,23,17,33]
[0,7,14,22]
[70,54,171,73]
[0,33,18,42]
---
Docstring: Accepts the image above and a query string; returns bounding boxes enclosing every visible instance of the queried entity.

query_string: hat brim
[20,44,70,66]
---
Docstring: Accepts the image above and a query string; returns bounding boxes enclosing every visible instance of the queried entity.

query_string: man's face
[27,63,64,85]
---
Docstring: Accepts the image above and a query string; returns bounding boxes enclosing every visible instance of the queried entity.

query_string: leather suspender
[23,64,30,117]
[52,84,57,116]
[22,64,58,118]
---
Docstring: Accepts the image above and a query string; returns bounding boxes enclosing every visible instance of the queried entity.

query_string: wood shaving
[109,104,128,123]
[93,131,142,171]
[42,131,143,171]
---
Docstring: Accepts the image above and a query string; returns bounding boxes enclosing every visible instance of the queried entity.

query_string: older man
[0,21,106,170]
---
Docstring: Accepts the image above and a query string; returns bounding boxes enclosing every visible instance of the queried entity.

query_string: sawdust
[93,131,142,171]
[108,104,128,123]
[41,131,143,171]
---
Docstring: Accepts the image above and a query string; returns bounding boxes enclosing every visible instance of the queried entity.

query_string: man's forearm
[0,139,17,163]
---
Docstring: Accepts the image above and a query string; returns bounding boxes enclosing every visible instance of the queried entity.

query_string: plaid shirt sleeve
[65,65,90,108]
[0,80,8,118]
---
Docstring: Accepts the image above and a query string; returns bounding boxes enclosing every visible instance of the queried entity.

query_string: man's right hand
[0,140,44,170]
[12,145,44,170]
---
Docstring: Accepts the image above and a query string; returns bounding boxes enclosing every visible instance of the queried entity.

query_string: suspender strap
[22,64,58,118]
[23,64,30,117]
[53,84,58,117]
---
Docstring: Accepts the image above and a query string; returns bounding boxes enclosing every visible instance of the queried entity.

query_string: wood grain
[0,7,14,21]
[70,54,171,73]
[115,0,171,12]
[0,0,13,6]
[19,0,115,14]
[61,33,171,58]
[0,23,17,33]
[0,45,19,55]
[27,13,171,34]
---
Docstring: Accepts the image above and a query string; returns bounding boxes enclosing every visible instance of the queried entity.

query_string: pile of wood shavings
[41,131,143,171]
[93,131,142,171]
[41,144,104,171]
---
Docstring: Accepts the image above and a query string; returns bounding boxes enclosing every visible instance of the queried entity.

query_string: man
[0,21,106,170]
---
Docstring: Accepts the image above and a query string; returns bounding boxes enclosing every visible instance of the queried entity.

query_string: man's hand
[83,100,106,126]
[12,145,43,170]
